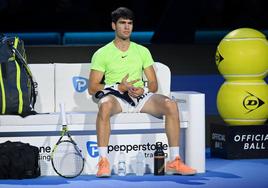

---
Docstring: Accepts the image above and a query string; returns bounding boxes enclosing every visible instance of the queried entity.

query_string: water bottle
[136,152,145,176]
[118,152,126,176]
[154,142,165,175]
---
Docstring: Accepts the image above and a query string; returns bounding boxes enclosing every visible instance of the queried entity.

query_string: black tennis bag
[0,35,37,117]
[0,141,40,179]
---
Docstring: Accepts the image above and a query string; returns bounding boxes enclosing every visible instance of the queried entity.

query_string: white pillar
[171,91,206,173]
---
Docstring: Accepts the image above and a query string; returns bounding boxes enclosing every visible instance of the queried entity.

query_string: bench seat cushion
[0,110,188,133]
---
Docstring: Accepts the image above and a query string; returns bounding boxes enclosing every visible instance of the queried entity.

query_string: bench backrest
[29,64,55,113]
[30,62,171,113]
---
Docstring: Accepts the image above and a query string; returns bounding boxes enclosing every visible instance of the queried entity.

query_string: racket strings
[52,141,84,177]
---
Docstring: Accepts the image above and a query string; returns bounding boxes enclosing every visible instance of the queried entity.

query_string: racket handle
[59,103,67,125]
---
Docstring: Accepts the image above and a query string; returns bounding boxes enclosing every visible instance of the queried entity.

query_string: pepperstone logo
[86,141,99,158]
[86,141,169,158]
[73,76,88,92]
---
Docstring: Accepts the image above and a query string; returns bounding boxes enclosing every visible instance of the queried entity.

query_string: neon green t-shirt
[91,41,154,87]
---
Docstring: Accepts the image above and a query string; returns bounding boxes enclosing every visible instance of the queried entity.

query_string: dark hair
[111,7,134,23]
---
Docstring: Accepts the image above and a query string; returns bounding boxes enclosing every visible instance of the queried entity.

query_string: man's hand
[128,87,144,98]
[118,74,140,92]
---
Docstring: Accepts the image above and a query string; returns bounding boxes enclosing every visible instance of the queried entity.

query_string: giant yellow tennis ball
[217,80,268,125]
[216,28,268,80]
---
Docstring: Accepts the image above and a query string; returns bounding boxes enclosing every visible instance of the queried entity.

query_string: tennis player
[88,7,197,177]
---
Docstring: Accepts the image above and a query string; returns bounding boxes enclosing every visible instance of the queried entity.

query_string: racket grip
[59,103,67,125]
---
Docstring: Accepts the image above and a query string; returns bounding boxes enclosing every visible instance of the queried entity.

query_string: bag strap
[9,42,37,110]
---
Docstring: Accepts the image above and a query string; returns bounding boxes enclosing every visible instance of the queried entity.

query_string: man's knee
[98,98,114,117]
[164,98,178,114]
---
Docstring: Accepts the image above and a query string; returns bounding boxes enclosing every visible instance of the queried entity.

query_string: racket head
[51,140,84,178]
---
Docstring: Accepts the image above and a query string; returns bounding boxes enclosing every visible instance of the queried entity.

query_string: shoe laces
[169,157,182,168]
[97,157,109,169]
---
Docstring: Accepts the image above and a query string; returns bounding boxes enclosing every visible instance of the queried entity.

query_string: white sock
[98,147,107,158]
[170,147,180,160]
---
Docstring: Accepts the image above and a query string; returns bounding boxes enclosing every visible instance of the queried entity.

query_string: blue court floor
[1,149,268,188]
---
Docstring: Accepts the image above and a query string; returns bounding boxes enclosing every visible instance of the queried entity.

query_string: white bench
[0,62,205,175]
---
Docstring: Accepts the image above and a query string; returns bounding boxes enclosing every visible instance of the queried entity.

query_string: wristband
[104,83,119,91]
[143,87,149,94]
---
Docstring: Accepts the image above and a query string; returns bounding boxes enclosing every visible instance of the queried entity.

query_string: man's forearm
[88,84,105,95]
[147,81,158,93]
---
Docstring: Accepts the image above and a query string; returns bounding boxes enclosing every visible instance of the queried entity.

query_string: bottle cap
[156,142,163,148]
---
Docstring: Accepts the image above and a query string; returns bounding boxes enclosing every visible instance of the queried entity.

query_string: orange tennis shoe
[96,157,111,177]
[166,157,197,175]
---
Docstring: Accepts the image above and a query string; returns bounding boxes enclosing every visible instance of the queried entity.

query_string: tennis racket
[51,103,85,178]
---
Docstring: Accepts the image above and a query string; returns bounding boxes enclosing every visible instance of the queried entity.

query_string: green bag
[0,35,37,117]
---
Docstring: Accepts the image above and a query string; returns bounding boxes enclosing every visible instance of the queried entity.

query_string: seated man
[88,7,197,177]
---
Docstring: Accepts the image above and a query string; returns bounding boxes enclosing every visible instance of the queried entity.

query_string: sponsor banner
[0,133,169,176]
[210,123,268,159]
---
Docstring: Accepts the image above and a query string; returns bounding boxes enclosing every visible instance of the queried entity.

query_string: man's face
[112,18,133,40]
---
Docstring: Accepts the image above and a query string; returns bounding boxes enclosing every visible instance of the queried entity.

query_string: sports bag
[0,35,37,117]
[0,141,40,179]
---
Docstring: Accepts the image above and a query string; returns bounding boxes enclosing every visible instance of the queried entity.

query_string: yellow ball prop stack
[216,28,268,125]
[216,28,268,80]
[217,80,268,125]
